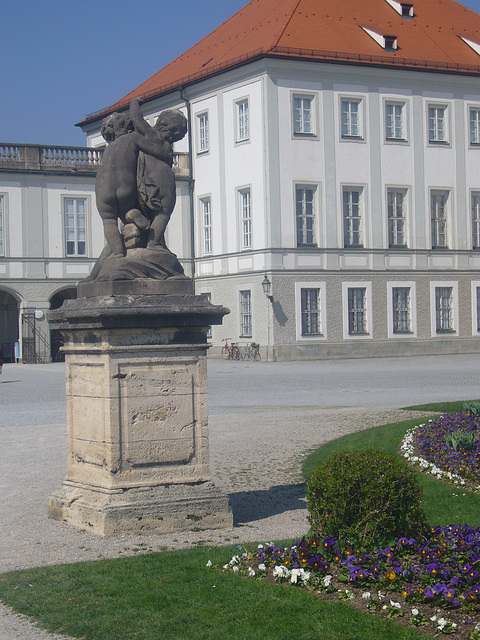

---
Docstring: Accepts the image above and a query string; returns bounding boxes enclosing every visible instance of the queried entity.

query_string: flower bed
[401,413,480,491]
[219,527,480,637]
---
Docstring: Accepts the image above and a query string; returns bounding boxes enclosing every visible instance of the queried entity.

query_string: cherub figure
[95,97,174,257]
[137,109,188,249]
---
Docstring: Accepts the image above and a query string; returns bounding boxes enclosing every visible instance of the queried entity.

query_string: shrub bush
[306,449,427,549]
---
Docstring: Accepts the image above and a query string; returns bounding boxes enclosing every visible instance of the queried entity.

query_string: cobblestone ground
[2,354,478,639]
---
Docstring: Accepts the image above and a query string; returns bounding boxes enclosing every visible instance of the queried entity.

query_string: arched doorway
[0,289,20,362]
[49,288,77,362]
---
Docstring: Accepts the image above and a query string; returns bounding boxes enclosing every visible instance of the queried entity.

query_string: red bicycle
[222,338,241,360]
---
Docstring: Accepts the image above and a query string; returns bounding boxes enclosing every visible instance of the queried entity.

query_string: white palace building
[4,0,480,361]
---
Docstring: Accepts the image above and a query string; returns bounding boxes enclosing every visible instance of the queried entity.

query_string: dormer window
[362,27,397,51]
[385,0,413,17]
[384,35,398,50]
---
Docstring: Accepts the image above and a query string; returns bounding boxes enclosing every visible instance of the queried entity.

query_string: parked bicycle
[222,338,241,360]
[244,342,261,361]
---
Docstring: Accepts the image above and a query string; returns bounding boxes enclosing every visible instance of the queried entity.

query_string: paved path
[1,354,479,639]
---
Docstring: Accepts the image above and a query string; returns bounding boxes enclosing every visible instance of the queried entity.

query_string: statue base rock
[47,286,232,537]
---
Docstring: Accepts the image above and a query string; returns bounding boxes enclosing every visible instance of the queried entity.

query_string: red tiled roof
[80,0,480,125]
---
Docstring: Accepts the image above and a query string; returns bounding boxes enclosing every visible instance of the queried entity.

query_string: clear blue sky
[2,0,480,147]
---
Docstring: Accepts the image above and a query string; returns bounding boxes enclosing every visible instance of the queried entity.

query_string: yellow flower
[386,570,396,581]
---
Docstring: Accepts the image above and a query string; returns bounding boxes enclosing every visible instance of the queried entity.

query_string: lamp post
[262,273,273,301]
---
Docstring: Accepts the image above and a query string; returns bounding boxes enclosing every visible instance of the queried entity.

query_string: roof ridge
[267,0,303,52]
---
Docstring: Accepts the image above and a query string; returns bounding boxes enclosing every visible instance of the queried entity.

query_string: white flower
[232,566,239,573]
[345,589,354,600]
[437,618,446,630]
[411,608,419,616]
[323,575,332,587]
[229,554,240,565]
[248,568,255,578]
[222,564,229,569]
[290,569,302,584]
[206,560,212,568]
[390,600,401,609]
[382,604,388,610]
[430,615,437,622]
[258,563,266,572]
[362,591,371,599]
[258,544,264,549]
[273,565,290,579]
[378,590,385,599]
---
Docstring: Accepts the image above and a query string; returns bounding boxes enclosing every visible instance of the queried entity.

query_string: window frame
[199,196,212,255]
[340,96,364,140]
[238,187,252,250]
[427,103,449,145]
[430,281,459,336]
[430,189,449,249]
[469,106,480,147]
[0,193,6,257]
[196,111,209,154]
[239,289,252,338]
[342,186,363,248]
[342,282,373,340]
[471,191,480,249]
[235,98,249,143]
[387,281,417,338]
[384,100,407,142]
[295,184,318,247]
[63,196,88,258]
[292,93,316,137]
[387,187,408,248]
[295,282,327,341]
[471,281,480,336]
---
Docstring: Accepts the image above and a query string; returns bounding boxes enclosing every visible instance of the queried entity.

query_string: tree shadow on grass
[228,483,306,526]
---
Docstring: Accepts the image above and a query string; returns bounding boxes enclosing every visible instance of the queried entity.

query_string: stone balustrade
[0,143,189,177]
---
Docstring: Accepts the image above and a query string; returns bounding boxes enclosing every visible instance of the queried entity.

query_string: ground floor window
[239,290,252,337]
[435,286,454,332]
[301,288,321,335]
[392,287,411,333]
[348,287,367,334]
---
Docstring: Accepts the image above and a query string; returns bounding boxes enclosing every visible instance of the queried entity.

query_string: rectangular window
[387,189,407,247]
[385,102,405,140]
[199,197,212,255]
[239,188,252,249]
[296,186,316,246]
[435,286,454,332]
[343,188,362,247]
[236,99,249,142]
[64,197,86,256]
[477,287,480,332]
[341,99,362,138]
[197,112,209,152]
[0,195,4,256]
[472,192,480,248]
[392,287,411,333]
[428,106,447,143]
[293,95,313,134]
[301,289,321,335]
[348,288,367,334]
[239,290,252,337]
[431,191,448,248]
[470,108,480,145]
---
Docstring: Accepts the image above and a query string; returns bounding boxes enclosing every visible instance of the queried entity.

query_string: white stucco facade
[80,56,480,359]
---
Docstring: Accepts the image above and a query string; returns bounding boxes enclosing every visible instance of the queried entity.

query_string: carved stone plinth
[47,289,232,537]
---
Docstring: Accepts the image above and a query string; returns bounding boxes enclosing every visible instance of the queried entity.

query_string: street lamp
[262,273,273,301]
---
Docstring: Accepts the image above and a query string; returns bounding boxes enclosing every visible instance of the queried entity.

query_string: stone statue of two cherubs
[85,97,188,282]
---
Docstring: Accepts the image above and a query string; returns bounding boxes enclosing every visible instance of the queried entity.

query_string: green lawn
[1,399,478,640]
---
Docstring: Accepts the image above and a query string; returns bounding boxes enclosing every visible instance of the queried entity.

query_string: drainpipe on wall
[179,87,196,286]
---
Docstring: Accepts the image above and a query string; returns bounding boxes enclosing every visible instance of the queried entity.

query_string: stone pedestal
[47,284,232,537]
